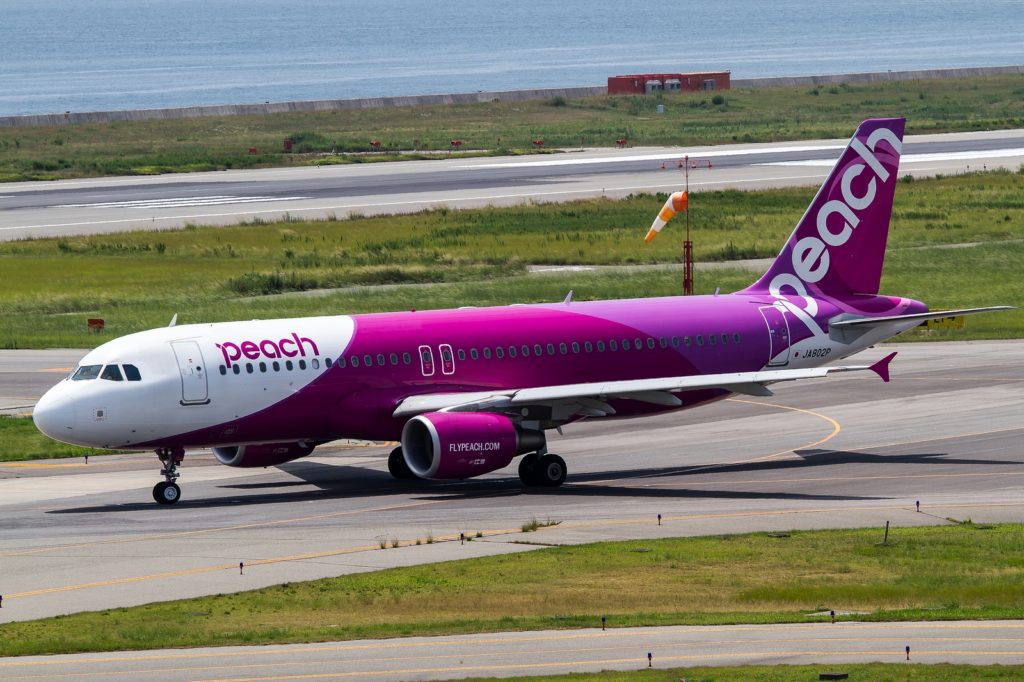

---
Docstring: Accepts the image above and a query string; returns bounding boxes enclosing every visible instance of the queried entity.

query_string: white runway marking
[762,147,1024,167]
[54,195,309,209]
[459,144,846,169]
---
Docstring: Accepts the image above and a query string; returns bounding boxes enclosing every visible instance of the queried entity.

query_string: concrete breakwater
[2,65,1021,128]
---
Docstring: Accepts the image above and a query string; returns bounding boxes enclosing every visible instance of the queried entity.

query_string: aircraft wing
[392,352,896,418]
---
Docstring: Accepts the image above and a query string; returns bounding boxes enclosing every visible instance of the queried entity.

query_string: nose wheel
[154,447,184,505]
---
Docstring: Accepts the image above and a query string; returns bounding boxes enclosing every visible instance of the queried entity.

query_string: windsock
[644,191,688,242]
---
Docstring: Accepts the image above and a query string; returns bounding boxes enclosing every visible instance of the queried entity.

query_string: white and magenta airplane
[33,118,1008,504]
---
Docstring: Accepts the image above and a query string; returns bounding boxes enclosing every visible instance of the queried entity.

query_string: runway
[3,128,1024,240]
[3,621,1023,681]
[2,340,1023,628]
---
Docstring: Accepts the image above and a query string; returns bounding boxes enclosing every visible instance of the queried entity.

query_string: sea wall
[2,65,1021,128]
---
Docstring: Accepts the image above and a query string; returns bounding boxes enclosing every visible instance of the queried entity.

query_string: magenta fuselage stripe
[133,290,907,449]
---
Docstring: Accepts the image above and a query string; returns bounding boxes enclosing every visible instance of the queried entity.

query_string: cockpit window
[100,365,124,381]
[124,364,142,381]
[71,365,102,381]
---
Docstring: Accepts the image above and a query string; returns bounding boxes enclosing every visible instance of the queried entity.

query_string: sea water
[1,0,1021,116]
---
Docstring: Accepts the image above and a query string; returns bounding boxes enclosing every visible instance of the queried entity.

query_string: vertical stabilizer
[742,118,905,299]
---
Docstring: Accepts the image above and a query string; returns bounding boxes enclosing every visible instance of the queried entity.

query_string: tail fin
[742,118,905,298]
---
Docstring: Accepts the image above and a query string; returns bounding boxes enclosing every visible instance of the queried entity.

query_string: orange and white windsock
[644,191,688,242]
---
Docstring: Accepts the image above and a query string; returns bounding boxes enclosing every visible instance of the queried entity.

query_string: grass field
[459,665,1024,681]
[1,524,1021,656]
[1,74,1023,181]
[0,416,130,461]
[1,170,1022,349]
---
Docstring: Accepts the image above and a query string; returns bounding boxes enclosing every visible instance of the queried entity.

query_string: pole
[682,155,693,295]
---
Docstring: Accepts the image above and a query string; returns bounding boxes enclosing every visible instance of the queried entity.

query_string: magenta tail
[742,118,905,299]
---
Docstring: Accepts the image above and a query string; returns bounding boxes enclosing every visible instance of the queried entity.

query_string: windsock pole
[683,155,693,295]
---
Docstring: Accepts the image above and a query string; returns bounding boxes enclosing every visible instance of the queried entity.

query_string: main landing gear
[387,446,415,480]
[153,447,184,505]
[518,451,567,488]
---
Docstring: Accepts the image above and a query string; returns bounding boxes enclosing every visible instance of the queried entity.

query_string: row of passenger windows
[331,333,742,369]
[218,357,333,375]
[71,364,142,382]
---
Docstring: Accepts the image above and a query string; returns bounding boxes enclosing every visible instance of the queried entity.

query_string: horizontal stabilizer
[829,306,1014,329]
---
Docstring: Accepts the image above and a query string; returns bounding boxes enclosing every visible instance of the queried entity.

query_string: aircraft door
[439,344,455,375]
[171,340,210,405]
[759,305,791,367]
[418,345,435,377]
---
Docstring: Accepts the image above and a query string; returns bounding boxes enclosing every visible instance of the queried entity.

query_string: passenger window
[597,340,605,352]
[312,358,320,369]
[327,357,335,368]
[685,336,692,347]
[350,356,359,368]
[733,333,741,344]
[671,336,680,348]
[364,354,373,366]
[72,365,102,381]
[100,365,123,381]
[571,342,580,353]
[259,362,267,372]
[390,353,399,365]
[470,348,479,360]
[458,349,466,361]
[610,340,618,351]
[697,336,704,347]
[403,352,412,365]
[635,338,644,350]
[232,365,240,375]
[123,364,142,381]
[584,341,593,353]
[534,344,543,356]
[246,363,254,373]
[219,365,227,376]
[508,346,517,358]
[721,334,729,345]
[559,343,567,355]
[377,354,385,366]
[546,343,555,355]
[521,345,531,357]
[442,347,453,362]
[622,338,630,350]
[299,359,307,370]
[273,361,280,371]
[286,360,294,370]
[495,347,504,359]
[709,335,717,346]
[647,338,656,350]
[483,348,492,360]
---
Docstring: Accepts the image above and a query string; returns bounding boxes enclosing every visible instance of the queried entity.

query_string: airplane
[32,117,1010,505]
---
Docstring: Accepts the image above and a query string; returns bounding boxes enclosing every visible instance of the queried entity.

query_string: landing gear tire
[387,446,414,480]
[518,452,540,486]
[153,481,181,505]
[536,454,567,487]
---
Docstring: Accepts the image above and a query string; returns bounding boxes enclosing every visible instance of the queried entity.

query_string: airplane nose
[33,389,76,442]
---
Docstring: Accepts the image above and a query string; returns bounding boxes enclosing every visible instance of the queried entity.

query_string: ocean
[1,0,1021,116]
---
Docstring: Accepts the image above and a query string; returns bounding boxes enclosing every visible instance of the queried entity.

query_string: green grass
[0,170,1021,349]
[0,415,129,461]
[458,665,1024,681]
[2,524,1021,656]
[1,74,1023,181]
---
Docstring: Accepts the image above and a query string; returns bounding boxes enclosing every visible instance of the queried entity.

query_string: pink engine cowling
[213,441,315,468]
[401,412,543,479]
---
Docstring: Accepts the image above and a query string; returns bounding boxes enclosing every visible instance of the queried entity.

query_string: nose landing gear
[153,447,184,505]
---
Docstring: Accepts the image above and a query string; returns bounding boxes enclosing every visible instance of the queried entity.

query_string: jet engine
[401,412,544,479]
[213,441,315,468]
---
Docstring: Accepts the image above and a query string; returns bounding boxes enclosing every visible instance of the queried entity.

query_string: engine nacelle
[213,441,315,468]
[401,412,544,479]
